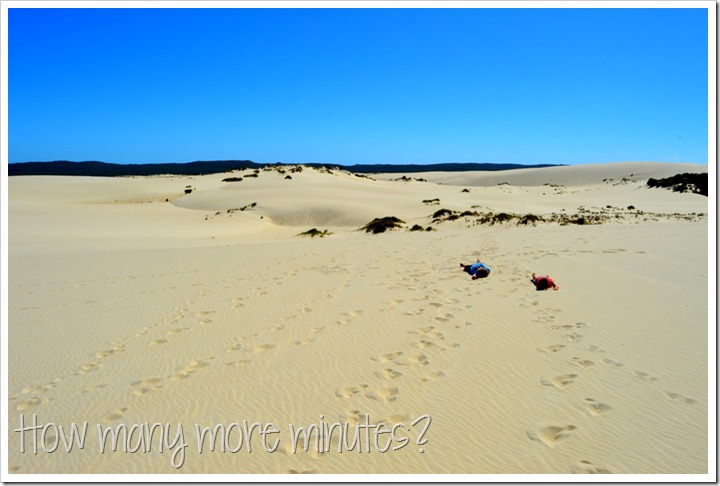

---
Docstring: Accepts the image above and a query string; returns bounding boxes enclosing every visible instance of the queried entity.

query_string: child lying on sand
[531,273,559,291]
[460,260,491,280]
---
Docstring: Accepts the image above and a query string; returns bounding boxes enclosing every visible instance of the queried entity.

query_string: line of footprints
[525,299,698,474]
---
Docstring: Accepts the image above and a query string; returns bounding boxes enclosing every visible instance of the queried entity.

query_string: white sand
[5,162,710,476]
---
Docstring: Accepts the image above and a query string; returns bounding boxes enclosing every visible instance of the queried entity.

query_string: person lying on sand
[531,273,559,291]
[460,260,491,280]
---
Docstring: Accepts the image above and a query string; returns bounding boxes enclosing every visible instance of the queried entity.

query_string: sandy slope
[5,162,710,476]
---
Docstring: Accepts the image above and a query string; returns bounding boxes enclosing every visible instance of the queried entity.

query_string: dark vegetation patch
[393,175,427,182]
[422,198,440,205]
[359,216,406,234]
[429,206,706,226]
[298,228,332,238]
[647,173,707,196]
[222,177,243,182]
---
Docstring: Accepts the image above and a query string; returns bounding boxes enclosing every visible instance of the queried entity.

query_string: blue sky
[7,6,710,166]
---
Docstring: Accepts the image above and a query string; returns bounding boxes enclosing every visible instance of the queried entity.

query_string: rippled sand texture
[7,162,709,475]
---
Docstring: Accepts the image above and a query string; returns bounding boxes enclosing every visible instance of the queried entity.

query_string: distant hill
[8,160,564,177]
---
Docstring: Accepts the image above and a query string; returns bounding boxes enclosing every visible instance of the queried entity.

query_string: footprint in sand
[129,378,163,396]
[294,338,315,345]
[571,357,595,369]
[571,460,611,474]
[102,407,128,422]
[170,359,213,381]
[413,325,435,334]
[415,340,436,349]
[549,324,575,331]
[95,350,115,359]
[601,358,624,368]
[310,326,325,334]
[453,321,473,329]
[16,396,50,412]
[252,344,275,354]
[664,391,697,404]
[562,333,583,343]
[334,384,369,399]
[21,381,56,395]
[341,410,367,425]
[166,327,189,336]
[634,371,659,382]
[403,309,425,316]
[419,371,445,383]
[374,351,403,363]
[584,398,612,416]
[149,339,167,346]
[225,359,251,367]
[375,368,402,380]
[370,386,399,403]
[527,425,577,447]
[586,344,606,353]
[541,374,578,389]
[78,362,100,374]
[538,344,565,354]
[76,383,108,396]
[410,354,430,366]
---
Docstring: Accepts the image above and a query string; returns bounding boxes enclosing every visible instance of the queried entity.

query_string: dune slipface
[7,163,709,475]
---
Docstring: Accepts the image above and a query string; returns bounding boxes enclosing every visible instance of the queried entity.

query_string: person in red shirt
[531,273,559,291]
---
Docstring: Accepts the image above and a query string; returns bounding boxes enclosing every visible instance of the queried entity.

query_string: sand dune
[6,162,710,476]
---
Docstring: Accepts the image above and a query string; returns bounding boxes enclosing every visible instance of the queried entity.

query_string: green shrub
[298,228,332,238]
[360,217,406,234]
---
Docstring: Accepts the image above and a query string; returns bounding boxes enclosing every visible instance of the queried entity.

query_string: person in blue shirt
[459,260,491,279]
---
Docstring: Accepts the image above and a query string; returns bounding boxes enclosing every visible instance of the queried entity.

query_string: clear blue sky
[8,6,709,166]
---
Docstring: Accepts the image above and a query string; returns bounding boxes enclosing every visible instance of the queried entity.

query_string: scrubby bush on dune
[360,217,406,234]
[492,212,513,223]
[222,177,243,182]
[518,214,545,225]
[298,228,332,238]
[432,208,454,219]
[647,173,707,196]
